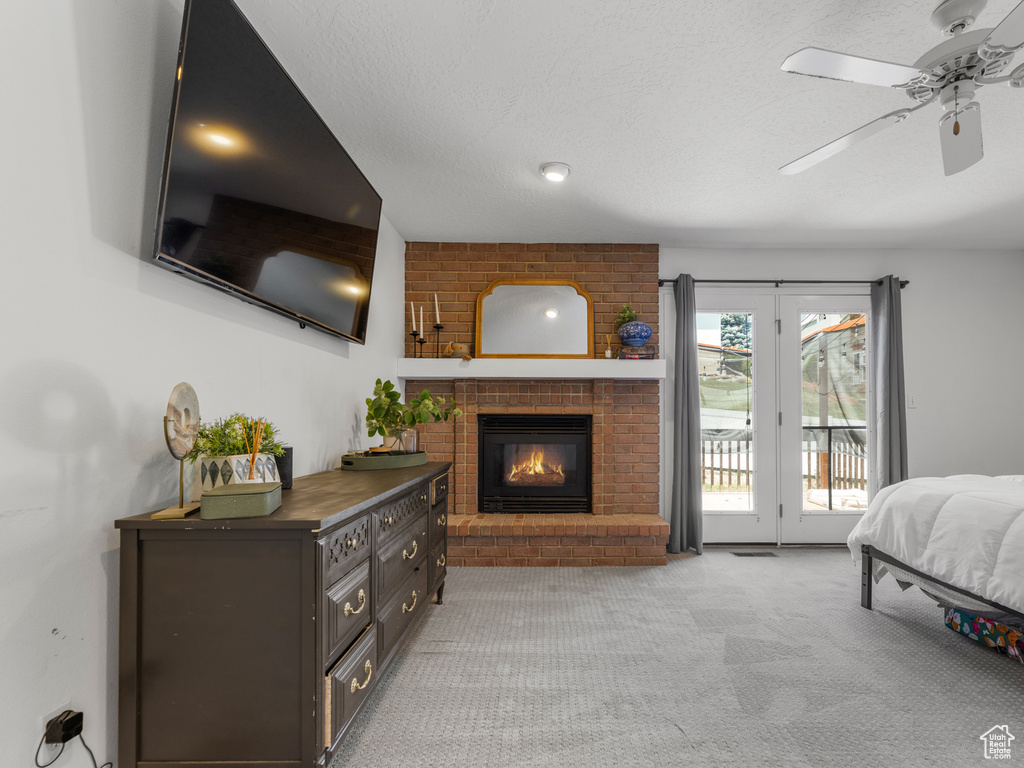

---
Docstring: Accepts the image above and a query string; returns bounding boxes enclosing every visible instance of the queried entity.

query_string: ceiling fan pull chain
[953,84,960,136]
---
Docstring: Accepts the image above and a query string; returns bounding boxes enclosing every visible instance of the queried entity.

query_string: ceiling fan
[779,0,1024,175]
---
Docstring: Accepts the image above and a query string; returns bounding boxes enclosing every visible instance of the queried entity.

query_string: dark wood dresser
[115,462,450,768]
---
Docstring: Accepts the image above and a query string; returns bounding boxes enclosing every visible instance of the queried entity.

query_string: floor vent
[731,551,778,557]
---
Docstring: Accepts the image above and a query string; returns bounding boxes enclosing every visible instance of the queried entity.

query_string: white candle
[410,300,416,332]
[419,306,423,334]
[434,293,440,325]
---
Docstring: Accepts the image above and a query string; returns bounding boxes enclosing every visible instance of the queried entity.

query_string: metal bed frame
[860,544,1024,625]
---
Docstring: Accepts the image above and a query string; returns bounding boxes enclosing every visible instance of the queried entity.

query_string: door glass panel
[799,313,868,512]
[698,312,754,512]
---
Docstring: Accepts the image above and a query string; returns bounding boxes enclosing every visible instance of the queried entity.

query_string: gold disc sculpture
[151,382,202,519]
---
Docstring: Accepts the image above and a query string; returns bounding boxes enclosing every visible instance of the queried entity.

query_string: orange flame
[507,449,564,484]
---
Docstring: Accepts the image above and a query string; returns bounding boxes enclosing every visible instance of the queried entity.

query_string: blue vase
[617,321,652,347]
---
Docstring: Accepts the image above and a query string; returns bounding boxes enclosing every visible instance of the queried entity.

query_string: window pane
[698,312,753,512]
[800,313,867,512]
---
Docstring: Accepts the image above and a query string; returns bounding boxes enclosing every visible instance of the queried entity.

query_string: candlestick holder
[433,324,444,358]
[410,330,420,358]
[417,336,427,356]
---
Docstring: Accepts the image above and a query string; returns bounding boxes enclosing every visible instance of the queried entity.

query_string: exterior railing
[701,432,752,491]
[801,425,866,510]
[700,426,867,510]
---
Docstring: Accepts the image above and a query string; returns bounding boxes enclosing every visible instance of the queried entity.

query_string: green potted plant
[614,303,652,347]
[186,412,286,491]
[365,379,462,454]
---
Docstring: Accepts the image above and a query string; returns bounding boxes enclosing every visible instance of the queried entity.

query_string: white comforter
[848,475,1024,614]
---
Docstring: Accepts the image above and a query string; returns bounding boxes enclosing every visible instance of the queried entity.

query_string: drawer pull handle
[437,513,447,526]
[402,540,418,560]
[437,554,446,568]
[350,660,372,693]
[346,537,359,550]
[402,591,418,614]
[383,515,394,526]
[343,589,366,617]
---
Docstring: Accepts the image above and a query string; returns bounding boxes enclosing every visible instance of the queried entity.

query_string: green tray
[340,451,428,471]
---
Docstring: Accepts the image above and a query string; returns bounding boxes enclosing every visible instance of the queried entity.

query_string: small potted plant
[365,378,462,454]
[186,412,286,491]
[614,304,652,347]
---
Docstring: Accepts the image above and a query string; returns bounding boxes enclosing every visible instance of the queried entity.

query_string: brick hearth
[447,513,669,566]
[406,242,668,566]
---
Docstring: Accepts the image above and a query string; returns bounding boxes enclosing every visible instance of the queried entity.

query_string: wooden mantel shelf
[396,358,667,380]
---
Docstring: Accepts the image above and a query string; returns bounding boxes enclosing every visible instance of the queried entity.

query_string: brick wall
[407,378,660,516]
[404,243,659,358]
[403,241,662,522]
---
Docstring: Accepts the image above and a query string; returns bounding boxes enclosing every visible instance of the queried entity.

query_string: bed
[848,475,1024,659]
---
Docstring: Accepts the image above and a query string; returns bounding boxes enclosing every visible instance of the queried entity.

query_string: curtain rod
[657,278,910,288]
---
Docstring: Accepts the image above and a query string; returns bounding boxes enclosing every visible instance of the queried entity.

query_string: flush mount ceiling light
[540,162,571,182]
[544,308,559,318]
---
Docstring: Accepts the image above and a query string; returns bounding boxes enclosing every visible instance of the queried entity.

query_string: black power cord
[33,730,64,768]
[77,733,112,768]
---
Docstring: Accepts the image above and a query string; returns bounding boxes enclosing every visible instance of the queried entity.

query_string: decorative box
[618,343,657,360]
[200,481,282,519]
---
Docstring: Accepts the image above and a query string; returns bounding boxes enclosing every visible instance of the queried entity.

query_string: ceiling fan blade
[982,0,1024,57]
[779,109,912,174]
[939,103,983,176]
[781,47,930,88]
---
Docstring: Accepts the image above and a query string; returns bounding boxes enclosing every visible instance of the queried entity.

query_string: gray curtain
[870,275,909,488]
[669,274,702,554]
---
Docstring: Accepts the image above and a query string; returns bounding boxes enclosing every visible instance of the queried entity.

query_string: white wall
[0,2,404,764]
[660,248,1024,487]
[6,2,1023,763]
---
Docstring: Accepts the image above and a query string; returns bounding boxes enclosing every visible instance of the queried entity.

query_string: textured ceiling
[235,0,1024,249]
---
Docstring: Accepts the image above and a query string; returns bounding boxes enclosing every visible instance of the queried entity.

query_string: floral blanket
[944,607,1024,664]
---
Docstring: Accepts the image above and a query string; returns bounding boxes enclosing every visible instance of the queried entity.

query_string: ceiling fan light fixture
[540,162,571,182]
[930,0,987,36]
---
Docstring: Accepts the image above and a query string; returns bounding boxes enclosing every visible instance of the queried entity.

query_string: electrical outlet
[39,701,71,753]
[908,393,918,409]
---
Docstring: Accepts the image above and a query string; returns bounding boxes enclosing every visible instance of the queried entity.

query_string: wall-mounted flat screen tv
[154,0,381,343]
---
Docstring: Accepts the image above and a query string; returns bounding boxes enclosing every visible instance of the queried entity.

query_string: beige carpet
[330,549,1023,767]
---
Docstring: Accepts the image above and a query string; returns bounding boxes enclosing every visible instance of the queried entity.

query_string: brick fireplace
[404,242,669,565]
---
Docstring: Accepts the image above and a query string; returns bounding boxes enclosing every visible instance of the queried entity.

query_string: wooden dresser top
[116,461,451,532]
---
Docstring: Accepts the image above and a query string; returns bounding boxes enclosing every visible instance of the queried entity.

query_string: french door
[694,290,872,544]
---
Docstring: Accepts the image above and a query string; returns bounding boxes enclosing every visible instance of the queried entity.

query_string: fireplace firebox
[478,414,591,513]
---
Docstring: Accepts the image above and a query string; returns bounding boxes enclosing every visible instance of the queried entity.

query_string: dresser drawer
[429,539,446,590]
[323,560,371,665]
[377,514,428,600]
[377,484,429,544]
[322,514,371,587]
[430,472,448,506]
[324,625,377,751]
[429,504,448,549]
[377,569,429,661]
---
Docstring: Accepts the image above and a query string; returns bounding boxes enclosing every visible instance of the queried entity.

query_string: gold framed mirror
[475,279,594,358]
